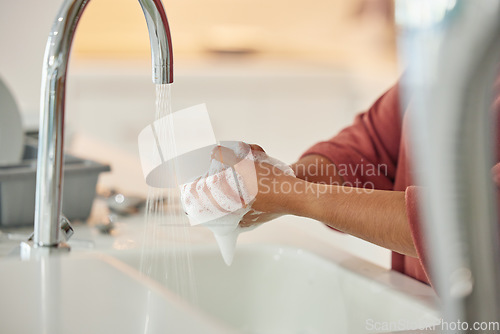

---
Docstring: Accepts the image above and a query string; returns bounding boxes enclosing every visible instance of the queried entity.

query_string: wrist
[279,177,321,217]
[284,179,344,219]
[268,174,300,215]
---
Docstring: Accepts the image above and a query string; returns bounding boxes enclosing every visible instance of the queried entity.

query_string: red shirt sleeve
[301,83,402,190]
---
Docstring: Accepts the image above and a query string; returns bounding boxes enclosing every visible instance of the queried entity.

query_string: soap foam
[179,142,294,265]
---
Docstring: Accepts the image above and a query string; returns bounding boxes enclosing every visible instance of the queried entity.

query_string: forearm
[280,177,416,257]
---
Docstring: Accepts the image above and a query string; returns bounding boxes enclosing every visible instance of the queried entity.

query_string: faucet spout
[33,0,173,248]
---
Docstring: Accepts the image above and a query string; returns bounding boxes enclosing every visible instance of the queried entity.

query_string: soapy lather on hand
[179,142,295,265]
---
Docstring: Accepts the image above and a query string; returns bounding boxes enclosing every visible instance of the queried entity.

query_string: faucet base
[19,241,70,260]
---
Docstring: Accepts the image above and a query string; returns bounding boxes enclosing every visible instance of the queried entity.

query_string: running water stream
[139,84,198,305]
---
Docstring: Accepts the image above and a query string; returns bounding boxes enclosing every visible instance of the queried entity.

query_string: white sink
[110,244,441,334]
[0,210,440,333]
[0,253,235,334]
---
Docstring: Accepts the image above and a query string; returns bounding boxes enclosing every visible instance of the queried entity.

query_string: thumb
[210,145,240,166]
[248,144,265,153]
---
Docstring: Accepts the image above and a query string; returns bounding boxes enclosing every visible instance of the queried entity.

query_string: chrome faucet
[32,0,173,251]
[398,0,500,331]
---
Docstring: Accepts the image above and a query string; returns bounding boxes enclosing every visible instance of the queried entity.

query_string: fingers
[198,174,231,214]
[210,145,240,166]
[248,144,265,153]
[210,143,266,166]
[239,216,261,228]
[240,208,274,227]
[206,171,245,210]
[182,142,271,224]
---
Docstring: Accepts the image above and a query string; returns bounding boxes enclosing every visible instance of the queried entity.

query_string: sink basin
[0,204,439,333]
[0,217,440,334]
[0,253,235,334]
[110,244,441,334]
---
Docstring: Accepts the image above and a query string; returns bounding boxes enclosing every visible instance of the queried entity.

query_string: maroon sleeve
[301,83,402,190]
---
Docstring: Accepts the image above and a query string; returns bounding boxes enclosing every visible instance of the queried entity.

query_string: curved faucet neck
[33,0,173,248]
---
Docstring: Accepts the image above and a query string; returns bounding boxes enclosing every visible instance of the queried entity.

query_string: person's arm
[287,178,415,257]
[241,170,416,257]
[182,142,417,257]
[243,82,416,257]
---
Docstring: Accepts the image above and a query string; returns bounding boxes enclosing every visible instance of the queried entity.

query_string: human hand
[179,142,295,229]
[238,144,296,227]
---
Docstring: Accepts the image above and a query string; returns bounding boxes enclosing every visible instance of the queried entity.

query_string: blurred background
[0,0,399,266]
